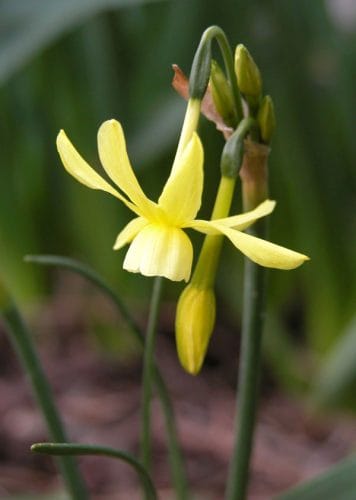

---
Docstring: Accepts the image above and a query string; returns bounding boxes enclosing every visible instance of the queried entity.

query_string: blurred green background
[1,0,356,408]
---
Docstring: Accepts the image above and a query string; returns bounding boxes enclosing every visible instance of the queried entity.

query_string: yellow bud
[210,59,237,127]
[257,95,276,143]
[175,284,216,375]
[234,44,262,106]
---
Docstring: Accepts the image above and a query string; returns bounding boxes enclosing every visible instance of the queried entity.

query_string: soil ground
[1,277,355,499]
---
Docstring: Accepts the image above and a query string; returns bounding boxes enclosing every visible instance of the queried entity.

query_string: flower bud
[210,59,237,128]
[234,44,262,107]
[175,284,216,375]
[257,95,276,144]
[189,38,212,100]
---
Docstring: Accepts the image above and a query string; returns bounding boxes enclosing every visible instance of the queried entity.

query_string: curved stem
[31,442,157,500]
[200,26,243,123]
[26,255,189,499]
[140,277,164,473]
[1,293,88,499]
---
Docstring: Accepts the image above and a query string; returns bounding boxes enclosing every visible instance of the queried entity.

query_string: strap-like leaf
[276,454,356,500]
[32,442,157,500]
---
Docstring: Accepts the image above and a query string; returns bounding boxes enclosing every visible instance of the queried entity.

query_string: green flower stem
[225,141,269,500]
[31,442,157,500]
[192,176,236,288]
[26,255,189,499]
[140,276,164,474]
[0,290,88,500]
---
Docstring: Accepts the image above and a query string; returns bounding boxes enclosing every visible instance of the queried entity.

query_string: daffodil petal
[186,219,221,235]
[123,224,193,281]
[216,199,276,230]
[210,222,310,269]
[98,120,157,217]
[57,130,138,213]
[158,132,204,224]
[113,217,148,250]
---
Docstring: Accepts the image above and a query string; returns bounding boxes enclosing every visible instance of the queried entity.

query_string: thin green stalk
[32,442,157,500]
[225,142,269,500]
[0,290,88,499]
[140,276,164,473]
[225,245,266,500]
[194,25,243,122]
[154,370,189,499]
[26,255,189,499]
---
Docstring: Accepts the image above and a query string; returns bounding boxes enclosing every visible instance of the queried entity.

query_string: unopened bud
[210,60,237,127]
[257,95,276,143]
[234,44,262,107]
[189,38,212,100]
[175,284,216,375]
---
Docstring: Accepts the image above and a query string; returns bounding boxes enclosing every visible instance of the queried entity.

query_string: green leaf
[311,317,356,408]
[32,442,157,500]
[0,0,167,83]
[276,454,356,500]
[0,279,88,498]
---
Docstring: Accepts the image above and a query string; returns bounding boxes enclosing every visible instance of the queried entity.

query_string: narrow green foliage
[277,453,356,500]
[32,443,157,500]
[0,279,88,499]
[26,255,189,498]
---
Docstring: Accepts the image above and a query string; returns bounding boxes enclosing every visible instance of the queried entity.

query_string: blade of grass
[32,442,157,500]
[0,278,88,499]
[276,453,356,500]
[25,254,189,499]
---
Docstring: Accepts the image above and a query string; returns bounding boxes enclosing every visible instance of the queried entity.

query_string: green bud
[220,128,244,178]
[234,44,262,106]
[257,95,276,143]
[220,117,257,177]
[189,38,212,100]
[209,59,237,127]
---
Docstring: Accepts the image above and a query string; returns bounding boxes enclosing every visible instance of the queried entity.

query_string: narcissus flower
[57,119,308,282]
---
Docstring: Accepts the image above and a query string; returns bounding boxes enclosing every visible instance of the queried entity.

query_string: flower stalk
[140,276,164,473]
[225,141,270,500]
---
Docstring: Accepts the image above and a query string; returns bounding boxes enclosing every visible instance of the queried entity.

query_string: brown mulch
[1,276,356,499]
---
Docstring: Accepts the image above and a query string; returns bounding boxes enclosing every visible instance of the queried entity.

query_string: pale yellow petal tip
[56,129,67,148]
[282,252,310,270]
[99,118,123,133]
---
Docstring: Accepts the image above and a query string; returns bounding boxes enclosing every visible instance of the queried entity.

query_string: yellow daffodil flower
[56,119,308,282]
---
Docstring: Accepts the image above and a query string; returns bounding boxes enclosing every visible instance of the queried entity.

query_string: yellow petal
[97,120,158,217]
[187,200,276,234]
[158,132,204,224]
[113,217,148,250]
[57,130,137,213]
[123,224,193,281]
[186,219,221,235]
[216,199,276,230]
[175,285,216,375]
[210,222,310,269]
